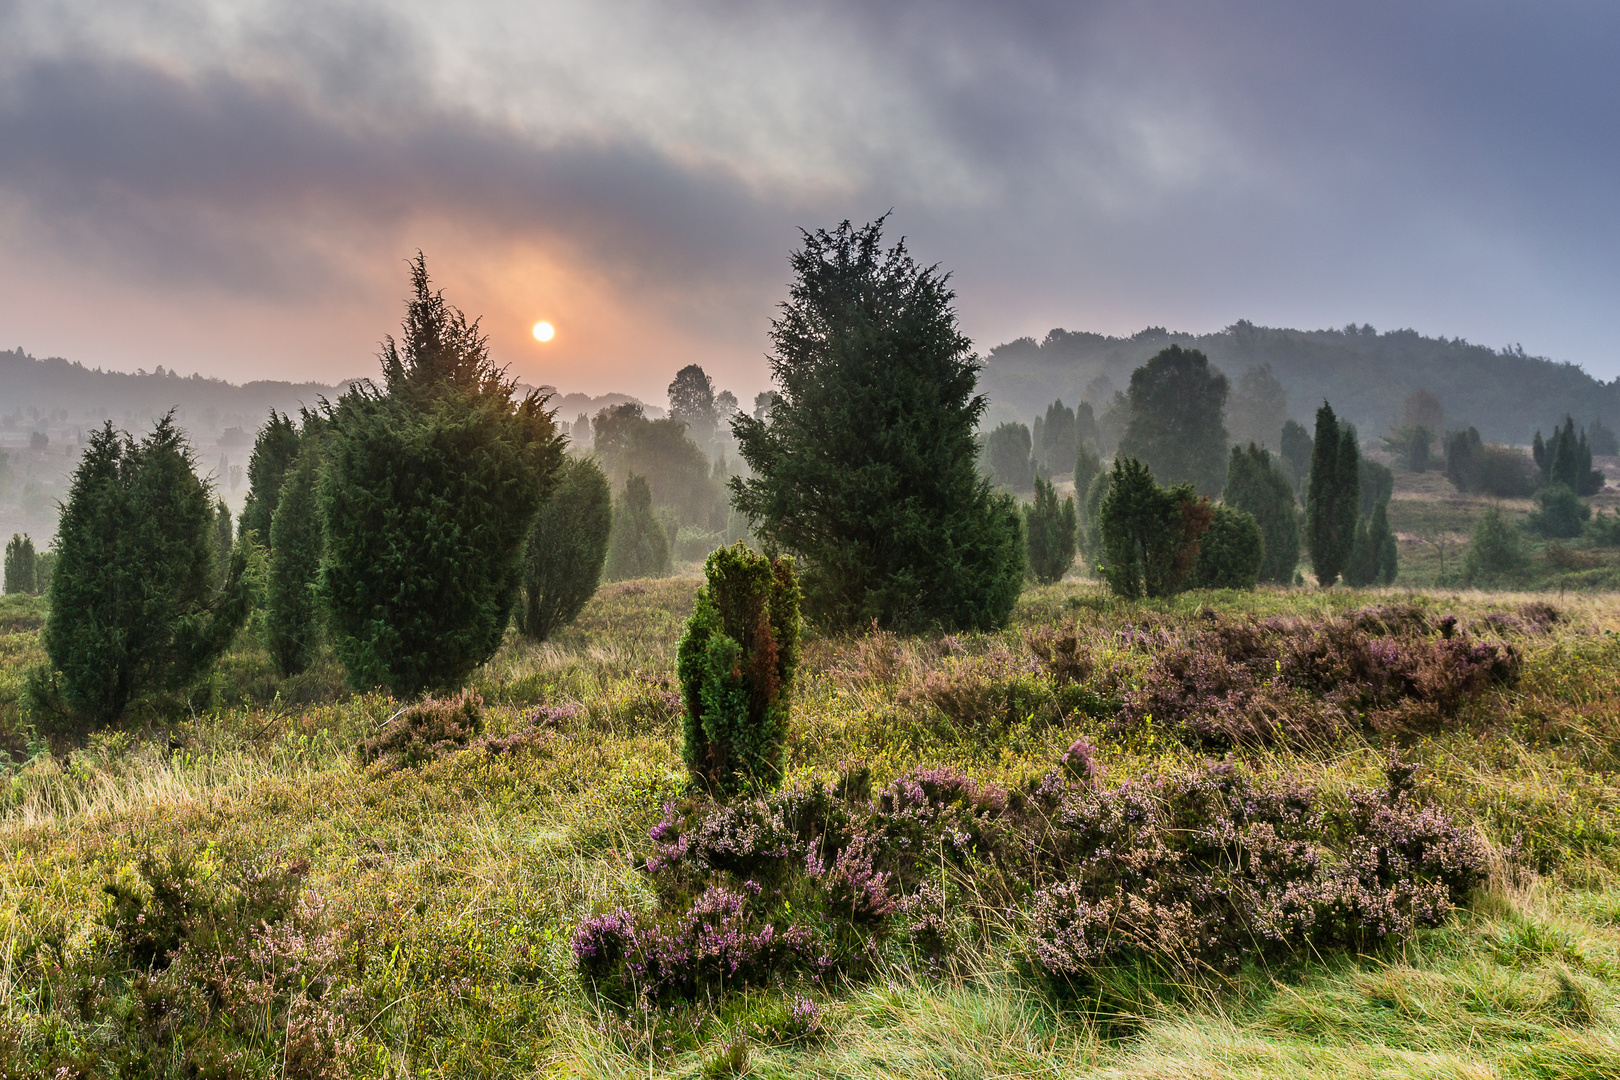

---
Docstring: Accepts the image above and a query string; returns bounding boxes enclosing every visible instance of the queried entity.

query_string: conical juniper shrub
[318,255,563,697]
[517,454,613,640]
[1024,474,1078,585]
[1190,503,1263,590]
[264,442,324,677]
[676,543,801,796]
[1097,457,1211,599]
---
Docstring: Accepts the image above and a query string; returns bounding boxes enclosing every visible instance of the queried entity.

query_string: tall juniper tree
[518,455,613,639]
[731,217,1023,630]
[238,410,301,545]
[318,254,564,697]
[1305,402,1359,586]
[1222,443,1299,585]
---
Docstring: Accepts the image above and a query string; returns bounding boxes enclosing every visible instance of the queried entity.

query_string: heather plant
[576,755,1485,1004]
[1024,474,1077,584]
[518,454,613,639]
[677,543,801,794]
[357,689,485,771]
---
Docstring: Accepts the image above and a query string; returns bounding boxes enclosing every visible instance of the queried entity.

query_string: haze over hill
[0,346,654,543]
[981,323,1620,445]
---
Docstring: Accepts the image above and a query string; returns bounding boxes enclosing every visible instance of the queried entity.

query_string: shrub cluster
[4,846,360,1078]
[573,756,1484,1005]
[1115,606,1521,747]
[357,689,485,771]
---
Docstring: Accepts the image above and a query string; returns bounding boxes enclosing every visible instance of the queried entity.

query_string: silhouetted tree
[987,422,1035,491]
[4,534,36,595]
[238,410,300,545]
[668,364,718,446]
[1228,364,1287,451]
[518,455,612,640]
[731,217,1024,630]
[1222,444,1299,585]
[1305,403,1358,586]
[40,417,252,727]
[1025,475,1077,585]
[605,473,670,581]
[318,255,563,697]
[1118,345,1230,497]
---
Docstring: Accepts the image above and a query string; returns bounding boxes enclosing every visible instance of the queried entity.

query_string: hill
[981,322,1620,444]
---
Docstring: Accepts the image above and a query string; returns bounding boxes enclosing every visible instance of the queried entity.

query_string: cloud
[0,0,1617,395]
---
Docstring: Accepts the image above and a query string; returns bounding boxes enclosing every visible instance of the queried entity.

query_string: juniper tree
[40,417,253,727]
[264,444,324,676]
[518,455,612,639]
[1222,444,1299,585]
[986,422,1035,491]
[676,543,800,794]
[731,216,1024,631]
[1191,504,1263,590]
[238,410,301,545]
[1305,403,1359,586]
[318,254,563,697]
[604,473,670,581]
[4,534,36,595]
[1097,457,1211,600]
[1117,345,1231,497]
[1025,475,1077,585]
[1280,419,1313,494]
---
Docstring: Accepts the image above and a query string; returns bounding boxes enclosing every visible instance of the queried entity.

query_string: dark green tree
[4,534,36,595]
[676,543,800,794]
[1025,475,1077,585]
[731,217,1024,631]
[1279,419,1313,494]
[238,410,301,545]
[604,474,670,581]
[1034,400,1078,475]
[1227,363,1288,451]
[264,444,324,677]
[40,417,253,727]
[1305,403,1359,586]
[1464,507,1530,585]
[318,255,563,697]
[986,422,1035,491]
[1359,459,1394,518]
[1221,444,1299,584]
[1117,345,1230,497]
[1191,505,1263,590]
[1527,483,1590,539]
[211,500,233,589]
[668,364,719,447]
[1534,417,1604,496]
[1097,458,1211,599]
[517,455,612,640]
[1074,442,1103,502]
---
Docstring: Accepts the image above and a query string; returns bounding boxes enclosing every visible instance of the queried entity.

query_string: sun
[532,321,555,343]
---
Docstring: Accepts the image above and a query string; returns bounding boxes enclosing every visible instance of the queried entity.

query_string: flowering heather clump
[1027,758,1487,977]
[357,690,484,770]
[1117,608,1521,748]
[577,754,1483,1005]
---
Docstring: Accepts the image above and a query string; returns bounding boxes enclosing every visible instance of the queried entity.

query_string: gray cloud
[1,0,1617,386]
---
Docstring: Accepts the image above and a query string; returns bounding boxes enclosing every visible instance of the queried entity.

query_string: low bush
[1114,608,1521,747]
[574,756,1484,1005]
[357,689,484,770]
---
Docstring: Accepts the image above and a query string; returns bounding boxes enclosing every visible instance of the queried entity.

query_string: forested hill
[980,323,1620,444]
[0,347,650,447]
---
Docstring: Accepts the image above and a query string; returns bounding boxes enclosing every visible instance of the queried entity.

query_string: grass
[2,576,1620,1077]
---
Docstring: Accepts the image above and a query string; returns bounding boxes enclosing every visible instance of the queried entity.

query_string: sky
[1,0,1617,404]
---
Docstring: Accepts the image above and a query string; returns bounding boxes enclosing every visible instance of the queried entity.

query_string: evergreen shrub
[1464,507,1531,585]
[676,543,800,795]
[518,455,612,640]
[1527,483,1590,539]
[1221,444,1298,584]
[1096,458,1210,599]
[605,473,671,581]
[1024,476,1077,585]
[4,534,36,595]
[264,445,324,676]
[1191,504,1262,590]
